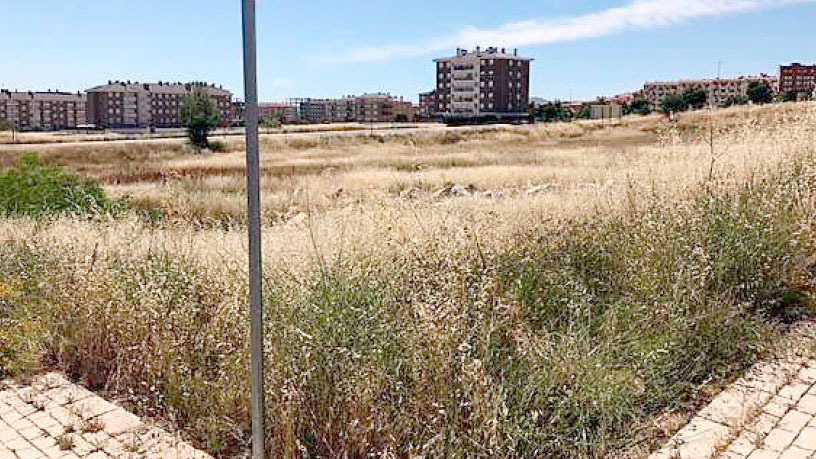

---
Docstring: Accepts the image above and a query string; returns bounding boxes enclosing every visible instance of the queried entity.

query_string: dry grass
[1,102,815,457]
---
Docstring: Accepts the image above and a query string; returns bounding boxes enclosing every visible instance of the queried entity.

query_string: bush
[0,155,117,218]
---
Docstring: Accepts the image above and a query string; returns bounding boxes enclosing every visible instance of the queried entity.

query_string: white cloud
[319,0,814,64]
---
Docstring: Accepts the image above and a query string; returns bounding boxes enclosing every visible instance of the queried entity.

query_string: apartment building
[418,90,437,117]
[643,75,778,110]
[259,102,296,123]
[86,81,232,128]
[288,94,415,123]
[0,90,86,130]
[780,63,816,96]
[434,47,531,119]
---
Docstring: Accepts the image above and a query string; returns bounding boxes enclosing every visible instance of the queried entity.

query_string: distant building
[434,47,531,120]
[606,92,641,106]
[418,90,437,117]
[780,63,816,97]
[0,90,86,130]
[259,102,296,123]
[86,81,232,128]
[288,94,415,123]
[643,75,778,110]
[231,100,246,125]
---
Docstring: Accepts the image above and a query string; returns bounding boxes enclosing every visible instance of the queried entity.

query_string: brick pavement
[0,373,211,459]
[651,322,816,459]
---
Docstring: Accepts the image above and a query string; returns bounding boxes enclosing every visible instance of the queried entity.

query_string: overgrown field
[1,103,815,457]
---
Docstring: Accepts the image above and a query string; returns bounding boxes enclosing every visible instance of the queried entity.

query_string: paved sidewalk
[651,322,816,459]
[0,373,211,458]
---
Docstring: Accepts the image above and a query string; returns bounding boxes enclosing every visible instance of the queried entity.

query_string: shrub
[0,155,117,218]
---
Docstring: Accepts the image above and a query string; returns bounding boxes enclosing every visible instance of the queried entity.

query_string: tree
[783,91,799,102]
[626,97,650,115]
[724,96,749,107]
[662,93,686,114]
[747,82,774,105]
[262,111,285,129]
[180,89,220,150]
[577,103,592,120]
[0,119,17,143]
[681,88,707,110]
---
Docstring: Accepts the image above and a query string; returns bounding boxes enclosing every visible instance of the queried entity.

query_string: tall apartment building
[780,63,816,96]
[643,75,778,110]
[86,81,232,128]
[0,90,86,130]
[434,47,531,119]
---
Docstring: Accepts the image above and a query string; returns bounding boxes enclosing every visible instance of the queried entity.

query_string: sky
[2,0,816,103]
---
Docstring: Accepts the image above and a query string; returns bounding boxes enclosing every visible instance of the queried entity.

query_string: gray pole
[241,0,265,457]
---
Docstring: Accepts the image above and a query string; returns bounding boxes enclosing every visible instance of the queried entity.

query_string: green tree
[180,89,220,150]
[0,119,14,132]
[724,96,749,107]
[662,93,686,114]
[681,88,707,110]
[577,103,592,119]
[747,82,774,105]
[626,97,650,115]
[783,91,799,102]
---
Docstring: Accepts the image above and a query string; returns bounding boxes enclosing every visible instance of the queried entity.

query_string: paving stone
[795,366,816,385]
[727,436,761,456]
[31,434,57,452]
[779,382,812,402]
[14,448,43,459]
[778,446,811,459]
[671,417,731,458]
[763,427,799,452]
[778,410,812,433]
[0,373,212,459]
[701,384,773,427]
[791,426,816,450]
[795,394,816,415]
[746,449,780,459]
[96,409,141,437]
[764,396,797,418]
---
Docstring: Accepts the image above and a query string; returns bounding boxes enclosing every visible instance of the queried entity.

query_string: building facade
[86,81,232,128]
[434,47,531,119]
[0,90,86,130]
[780,63,816,96]
[287,94,415,123]
[259,102,296,123]
[418,90,437,118]
[643,75,779,110]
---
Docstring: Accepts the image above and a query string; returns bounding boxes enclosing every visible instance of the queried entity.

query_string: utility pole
[241,0,265,457]
[717,60,723,80]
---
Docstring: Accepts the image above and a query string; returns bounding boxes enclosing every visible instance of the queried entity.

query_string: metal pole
[241,0,265,457]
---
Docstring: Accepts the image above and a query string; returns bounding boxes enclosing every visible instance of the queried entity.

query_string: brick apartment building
[86,81,232,128]
[287,94,415,123]
[780,63,816,96]
[434,47,531,119]
[259,102,296,123]
[418,90,437,117]
[0,90,86,130]
[643,75,779,110]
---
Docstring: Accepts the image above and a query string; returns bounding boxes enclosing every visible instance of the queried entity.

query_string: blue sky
[2,0,816,102]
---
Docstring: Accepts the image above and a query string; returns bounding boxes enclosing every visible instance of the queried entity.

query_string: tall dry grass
[1,103,815,457]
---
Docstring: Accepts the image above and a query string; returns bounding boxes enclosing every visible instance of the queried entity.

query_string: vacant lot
[1,103,815,457]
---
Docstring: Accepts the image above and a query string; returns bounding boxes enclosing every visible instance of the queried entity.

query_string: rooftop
[434,47,532,62]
